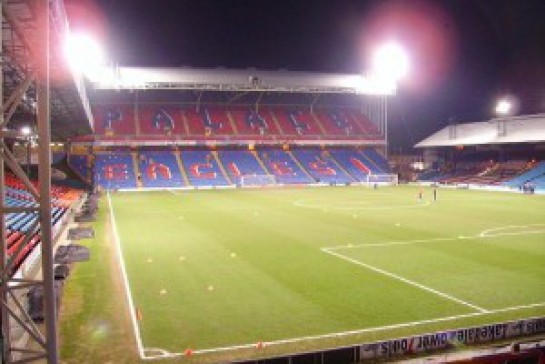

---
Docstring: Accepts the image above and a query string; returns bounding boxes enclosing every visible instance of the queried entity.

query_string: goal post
[239,174,277,186]
[365,174,398,186]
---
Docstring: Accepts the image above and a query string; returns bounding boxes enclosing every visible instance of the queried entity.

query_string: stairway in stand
[212,151,233,185]
[131,152,143,188]
[226,111,239,135]
[175,151,190,187]
[287,151,315,182]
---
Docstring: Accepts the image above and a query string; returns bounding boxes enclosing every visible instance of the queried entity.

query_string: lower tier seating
[291,149,353,184]
[180,151,230,187]
[3,174,83,275]
[83,147,391,189]
[139,151,186,188]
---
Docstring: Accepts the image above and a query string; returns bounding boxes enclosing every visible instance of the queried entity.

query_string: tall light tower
[495,98,513,137]
[371,42,409,159]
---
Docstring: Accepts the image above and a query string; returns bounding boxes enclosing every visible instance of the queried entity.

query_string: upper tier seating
[229,108,281,136]
[185,108,235,136]
[90,105,384,142]
[139,151,185,188]
[343,110,381,136]
[203,108,236,135]
[180,151,230,187]
[314,110,355,136]
[258,150,313,184]
[287,110,323,136]
[291,149,353,184]
[93,105,136,136]
[218,151,268,184]
[94,153,138,189]
[138,107,186,135]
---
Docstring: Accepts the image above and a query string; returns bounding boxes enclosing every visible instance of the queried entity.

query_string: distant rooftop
[415,114,545,148]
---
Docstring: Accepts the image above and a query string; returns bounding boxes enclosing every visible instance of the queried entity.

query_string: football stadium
[0,1,544,364]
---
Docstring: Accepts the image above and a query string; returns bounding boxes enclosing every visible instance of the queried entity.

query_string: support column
[0,3,10,361]
[36,0,58,362]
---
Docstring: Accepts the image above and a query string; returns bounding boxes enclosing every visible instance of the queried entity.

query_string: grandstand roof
[2,0,94,140]
[89,66,394,95]
[415,114,545,148]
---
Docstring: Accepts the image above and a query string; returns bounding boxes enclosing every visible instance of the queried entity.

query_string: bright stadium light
[64,32,105,77]
[372,42,409,83]
[495,99,512,116]
[20,126,31,136]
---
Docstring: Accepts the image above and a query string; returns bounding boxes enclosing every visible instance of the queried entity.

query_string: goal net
[239,174,277,186]
[365,174,398,186]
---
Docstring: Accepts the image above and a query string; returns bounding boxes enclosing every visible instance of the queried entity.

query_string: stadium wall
[234,317,545,364]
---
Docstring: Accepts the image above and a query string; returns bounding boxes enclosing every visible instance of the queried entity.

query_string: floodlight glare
[64,33,105,77]
[20,126,31,136]
[372,43,409,82]
[495,99,512,116]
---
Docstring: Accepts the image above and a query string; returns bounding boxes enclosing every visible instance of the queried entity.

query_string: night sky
[66,0,545,151]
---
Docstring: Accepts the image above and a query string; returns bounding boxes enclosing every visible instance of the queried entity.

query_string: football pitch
[107,186,545,361]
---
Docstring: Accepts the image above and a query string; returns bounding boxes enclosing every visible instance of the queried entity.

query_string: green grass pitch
[63,186,545,362]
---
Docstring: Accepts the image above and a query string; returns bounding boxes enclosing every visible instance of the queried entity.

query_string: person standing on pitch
[433,186,438,202]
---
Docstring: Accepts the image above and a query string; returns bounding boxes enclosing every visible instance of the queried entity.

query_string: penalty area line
[324,224,545,251]
[107,192,146,360]
[322,248,488,313]
[140,301,545,359]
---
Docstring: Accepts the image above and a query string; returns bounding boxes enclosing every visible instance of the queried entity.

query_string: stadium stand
[180,150,230,187]
[218,150,269,185]
[138,151,186,188]
[258,149,314,184]
[68,154,91,182]
[328,148,374,182]
[229,107,275,136]
[504,161,545,188]
[93,104,136,136]
[362,148,389,172]
[94,152,138,189]
[291,148,353,184]
[138,106,185,135]
[3,174,83,275]
[88,104,388,142]
[82,146,397,189]
[52,151,66,164]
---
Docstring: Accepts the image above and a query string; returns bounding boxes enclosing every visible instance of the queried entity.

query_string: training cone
[184,348,193,357]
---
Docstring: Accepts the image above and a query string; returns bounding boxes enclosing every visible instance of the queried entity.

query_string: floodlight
[64,33,105,77]
[20,126,31,136]
[495,99,512,116]
[372,43,409,82]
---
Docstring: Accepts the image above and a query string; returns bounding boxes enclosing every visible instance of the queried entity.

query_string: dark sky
[67,0,545,151]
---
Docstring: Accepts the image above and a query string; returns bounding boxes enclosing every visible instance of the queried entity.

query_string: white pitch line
[322,248,488,313]
[324,226,545,251]
[108,192,145,360]
[481,230,545,238]
[479,223,545,237]
[293,199,431,211]
[141,302,545,359]
[326,236,460,251]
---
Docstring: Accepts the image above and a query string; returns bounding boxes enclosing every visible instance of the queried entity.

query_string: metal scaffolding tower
[0,1,92,363]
